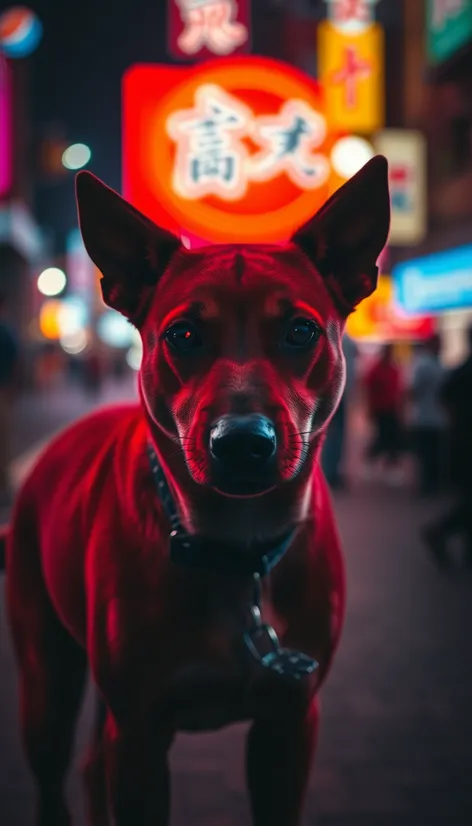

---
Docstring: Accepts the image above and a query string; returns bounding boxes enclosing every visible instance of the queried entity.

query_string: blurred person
[362,343,405,483]
[112,351,127,380]
[409,335,447,497]
[83,350,103,397]
[67,352,84,384]
[322,333,358,490]
[0,291,20,504]
[423,326,472,568]
[36,342,63,392]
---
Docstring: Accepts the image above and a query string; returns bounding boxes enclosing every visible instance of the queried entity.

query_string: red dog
[3,156,389,826]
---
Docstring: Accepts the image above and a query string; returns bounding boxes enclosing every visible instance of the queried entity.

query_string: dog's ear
[292,155,390,314]
[76,172,181,324]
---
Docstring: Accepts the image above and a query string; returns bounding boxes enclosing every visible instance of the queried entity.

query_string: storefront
[392,243,472,365]
[346,273,436,368]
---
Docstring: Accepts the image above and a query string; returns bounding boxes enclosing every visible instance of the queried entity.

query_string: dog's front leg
[103,713,174,826]
[246,698,319,826]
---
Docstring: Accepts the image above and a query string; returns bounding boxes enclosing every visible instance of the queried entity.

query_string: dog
[2,155,390,826]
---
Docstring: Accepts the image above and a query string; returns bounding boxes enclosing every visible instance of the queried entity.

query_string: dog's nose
[210,415,277,469]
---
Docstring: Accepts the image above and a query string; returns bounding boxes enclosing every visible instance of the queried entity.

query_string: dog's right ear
[291,156,390,314]
[76,172,182,324]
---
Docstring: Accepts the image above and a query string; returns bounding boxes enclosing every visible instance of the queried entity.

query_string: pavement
[1,384,472,825]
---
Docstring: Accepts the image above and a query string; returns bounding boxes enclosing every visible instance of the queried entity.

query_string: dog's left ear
[292,155,390,313]
[76,172,182,324]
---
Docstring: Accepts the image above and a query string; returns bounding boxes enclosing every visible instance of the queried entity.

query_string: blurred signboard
[346,275,435,342]
[324,0,380,32]
[393,245,472,315]
[0,55,12,199]
[317,18,384,133]
[122,59,349,245]
[167,0,251,61]
[373,129,427,246]
[426,0,472,64]
[0,203,44,261]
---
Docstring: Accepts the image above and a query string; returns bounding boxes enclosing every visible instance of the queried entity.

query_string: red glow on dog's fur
[292,301,325,329]
[3,157,390,825]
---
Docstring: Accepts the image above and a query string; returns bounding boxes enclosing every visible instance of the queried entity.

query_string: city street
[1,384,472,825]
[2,0,471,824]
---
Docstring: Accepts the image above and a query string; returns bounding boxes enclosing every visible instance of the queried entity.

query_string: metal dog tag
[260,648,319,680]
[244,623,319,682]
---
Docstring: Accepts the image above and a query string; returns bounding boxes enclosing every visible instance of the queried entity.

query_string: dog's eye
[284,318,321,349]
[165,322,202,353]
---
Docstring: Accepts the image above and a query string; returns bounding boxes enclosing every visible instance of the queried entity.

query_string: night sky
[29,0,170,184]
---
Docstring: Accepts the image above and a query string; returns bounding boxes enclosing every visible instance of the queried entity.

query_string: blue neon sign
[392,245,472,316]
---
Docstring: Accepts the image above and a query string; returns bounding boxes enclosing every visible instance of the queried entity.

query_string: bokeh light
[330,136,375,180]
[57,297,88,337]
[38,297,89,340]
[0,7,43,58]
[62,143,92,171]
[39,300,62,339]
[37,267,67,297]
[97,310,135,348]
[60,329,88,354]
[126,340,143,370]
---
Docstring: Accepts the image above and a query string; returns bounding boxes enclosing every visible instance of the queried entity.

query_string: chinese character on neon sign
[166,84,330,201]
[330,46,372,108]
[175,0,249,56]
[324,0,380,33]
[430,0,465,29]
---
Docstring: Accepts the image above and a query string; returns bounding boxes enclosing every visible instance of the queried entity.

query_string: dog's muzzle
[209,414,277,496]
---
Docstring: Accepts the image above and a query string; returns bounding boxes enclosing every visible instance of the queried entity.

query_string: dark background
[5,0,404,249]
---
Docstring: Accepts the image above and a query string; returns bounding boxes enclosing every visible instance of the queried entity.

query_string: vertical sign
[0,55,12,198]
[373,130,427,246]
[426,0,472,64]
[317,0,384,133]
[167,0,251,60]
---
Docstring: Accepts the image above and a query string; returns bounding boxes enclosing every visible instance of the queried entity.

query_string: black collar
[147,443,296,577]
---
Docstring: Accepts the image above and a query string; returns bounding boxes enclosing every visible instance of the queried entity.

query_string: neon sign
[123,58,347,245]
[317,15,384,131]
[168,0,250,60]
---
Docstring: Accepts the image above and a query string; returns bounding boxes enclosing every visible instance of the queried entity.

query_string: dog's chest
[164,593,288,732]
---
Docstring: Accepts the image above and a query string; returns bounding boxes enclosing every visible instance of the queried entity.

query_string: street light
[61,143,91,171]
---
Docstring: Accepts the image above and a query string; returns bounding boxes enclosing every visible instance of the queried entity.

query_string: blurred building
[398,0,472,364]
[261,1,472,364]
[254,0,404,122]
[0,54,45,340]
